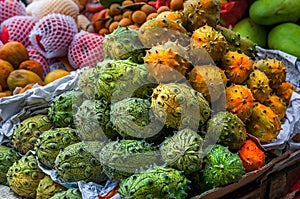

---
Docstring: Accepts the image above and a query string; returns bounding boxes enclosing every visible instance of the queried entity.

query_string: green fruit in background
[233,18,269,47]
[249,0,300,25]
[268,23,300,59]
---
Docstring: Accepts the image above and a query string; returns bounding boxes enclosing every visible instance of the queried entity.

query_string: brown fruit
[128,24,139,29]
[119,18,132,26]
[141,4,156,15]
[123,10,133,19]
[157,6,170,14]
[132,10,147,25]
[99,28,110,35]
[0,41,29,69]
[170,0,183,11]
[0,85,2,92]
[7,69,43,91]
[44,69,70,85]
[109,21,119,33]
[146,12,158,21]
[0,59,14,89]
[122,0,134,6]
[134,0,147,2]
[19,60,44,79]
[109,3,122,16]
[113,14,123,21]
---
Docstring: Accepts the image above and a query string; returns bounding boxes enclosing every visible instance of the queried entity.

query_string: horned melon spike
[215,25,257,58]
[143,41,192,83]
[190,24,228,62]
[225,85,254,122]
[182,0,221,32]
[221,51,253,84]
[253,58,286,89]
[246,69,272,103]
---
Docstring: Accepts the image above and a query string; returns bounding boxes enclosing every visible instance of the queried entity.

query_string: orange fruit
[44,69,70,85]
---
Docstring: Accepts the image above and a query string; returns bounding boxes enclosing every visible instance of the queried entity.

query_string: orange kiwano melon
[0,59,14,89]
[0,41,29,69]
[44,69,70,85]
[7,69,43,91]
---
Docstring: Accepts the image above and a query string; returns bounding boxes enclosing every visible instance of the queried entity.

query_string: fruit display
[0,0,299,198]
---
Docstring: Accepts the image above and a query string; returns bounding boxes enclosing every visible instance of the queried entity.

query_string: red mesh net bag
[0,0,27,24]
[27,45,55,74]
[0,16,38,47]
[68,30,105,69]
[29,13,78,59]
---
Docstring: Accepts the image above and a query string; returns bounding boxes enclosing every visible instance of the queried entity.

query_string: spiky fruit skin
[246,102,281,143]
[47,90,84,128]
[276,81,296,105]
[138,18,189,48]
[188,65,227,103]
[253,58,286,89]
[143,41,192,83]
[118,166,190,199]
[74,99,118,141]
[226,85,254,122]
[95,59,156,102]
[36,175,66,199]
[99,140,159,182]
[54,142,107,183]
[7,154,45,198]
[264,95,287,120]
[110,98,163,139]
[12,114,53,154]
[35,127,81,169]
[151,83,211,130]
[221,51,253,84]
[190,24,227,62]
[102,26,145,64]
[0,145,20,185]
[77,67,100,99]
[49,188,82,199]
[182,0,221,32]
[160,128,203,174]
[206,112,247,150]
[202,145,245,189]
[238,139,266,172]
[246,70,272,103]
[215,25,257,58]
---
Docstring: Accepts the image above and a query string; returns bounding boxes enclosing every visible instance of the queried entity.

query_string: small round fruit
[170,0,183,11]
[19,60,44,79]
[0,59,14,89]
[123,10,133,19]
[132,10,147,25]
[146,12,158,21]
[44,69,70,85]
[119,18,132,26]
[99,28,109,35]
[109,21,119,33]
[157,6,170,14]
[122,0,134,6]
[7,69,43,91]
[109,3,122,16]
[141,4,156,15]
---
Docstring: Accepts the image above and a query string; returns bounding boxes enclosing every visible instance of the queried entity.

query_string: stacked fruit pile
[0,0,299,198]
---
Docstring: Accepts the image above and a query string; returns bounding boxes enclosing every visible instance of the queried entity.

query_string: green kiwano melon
[7,154,45,198]
[205,112,247,150]
[118,166,190,199]
[54,142,107,183]
[202,145,245,189]
[99,140,160,182]
[0,145,20,185]
[35,127,81,169]
[12,114,53,154]
[48,90,84,128]
[160,128,204,174]
[36,175,66,199]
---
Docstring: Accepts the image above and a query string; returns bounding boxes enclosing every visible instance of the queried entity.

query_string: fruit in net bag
[0,0,26,24]
[29,13,78,59]
[0,16,37,47]
[68,30,104,69]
